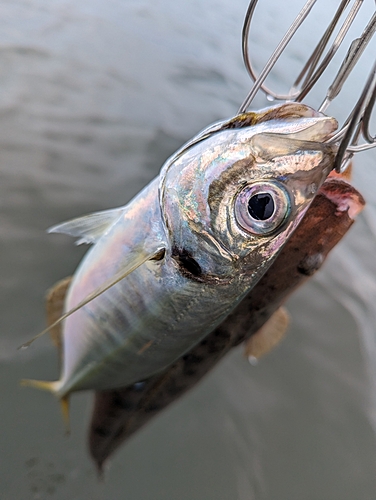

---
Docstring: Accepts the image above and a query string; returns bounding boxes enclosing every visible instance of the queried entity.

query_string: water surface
[1,1,376,499]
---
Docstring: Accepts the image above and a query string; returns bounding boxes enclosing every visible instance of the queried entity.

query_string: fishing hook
[239,0,376,171]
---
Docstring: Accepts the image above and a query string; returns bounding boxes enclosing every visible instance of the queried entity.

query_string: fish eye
[234,181,291,235]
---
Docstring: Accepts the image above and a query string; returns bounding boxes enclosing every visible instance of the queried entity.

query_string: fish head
[162,104,338,279]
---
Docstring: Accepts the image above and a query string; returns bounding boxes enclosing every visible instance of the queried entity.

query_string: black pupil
[248,193,274,220]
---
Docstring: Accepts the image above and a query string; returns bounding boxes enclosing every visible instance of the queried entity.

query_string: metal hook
[239,0,376,171]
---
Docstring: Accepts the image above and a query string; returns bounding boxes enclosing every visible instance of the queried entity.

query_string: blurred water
[1,1,376,499]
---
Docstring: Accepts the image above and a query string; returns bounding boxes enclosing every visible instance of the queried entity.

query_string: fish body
[25,103,338,398]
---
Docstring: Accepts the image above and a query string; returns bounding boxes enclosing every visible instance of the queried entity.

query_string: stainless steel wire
[239,0,376,172]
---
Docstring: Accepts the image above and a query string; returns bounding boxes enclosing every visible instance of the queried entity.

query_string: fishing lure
[22,102,337,413]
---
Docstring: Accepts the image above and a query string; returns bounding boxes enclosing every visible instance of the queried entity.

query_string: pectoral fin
[18,245,166,350]
[245,307,290,362]
[48,207,127,245]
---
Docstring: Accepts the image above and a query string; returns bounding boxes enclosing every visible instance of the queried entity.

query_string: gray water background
[1,1,376,498]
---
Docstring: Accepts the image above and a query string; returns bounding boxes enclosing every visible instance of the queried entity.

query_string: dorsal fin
[48,207,126,245]
[45,277,72,359]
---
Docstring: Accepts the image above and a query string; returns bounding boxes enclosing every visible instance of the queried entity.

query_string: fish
[22,102,338,412]
[86,174,365,471]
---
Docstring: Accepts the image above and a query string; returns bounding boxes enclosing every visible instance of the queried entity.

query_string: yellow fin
[244,307,290,361]
[46,276,72,353]
[60,395,71,435]
[21,379,70,433]
[18,245,166,350]
[20,378,59,392]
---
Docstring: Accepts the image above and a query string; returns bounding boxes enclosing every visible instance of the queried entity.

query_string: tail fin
[21,379,70,433]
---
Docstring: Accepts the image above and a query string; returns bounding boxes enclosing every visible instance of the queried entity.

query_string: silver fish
[23,103,337,409]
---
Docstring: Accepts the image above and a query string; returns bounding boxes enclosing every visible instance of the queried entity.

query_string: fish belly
[59,256,243,394]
